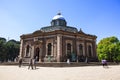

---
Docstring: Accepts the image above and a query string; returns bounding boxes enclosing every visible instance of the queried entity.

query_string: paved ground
[0,65,120,80]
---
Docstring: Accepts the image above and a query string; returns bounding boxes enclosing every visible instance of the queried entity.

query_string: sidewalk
[0,65,120,80]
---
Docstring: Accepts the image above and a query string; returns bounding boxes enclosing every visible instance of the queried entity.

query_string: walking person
[28,58,33,70]
[33,57,37,69]
[18,57,22,67]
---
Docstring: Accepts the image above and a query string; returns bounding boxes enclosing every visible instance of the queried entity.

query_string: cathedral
[19,13,97,62]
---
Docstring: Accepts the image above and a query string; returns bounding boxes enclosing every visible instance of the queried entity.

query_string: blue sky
[0,0,120,43]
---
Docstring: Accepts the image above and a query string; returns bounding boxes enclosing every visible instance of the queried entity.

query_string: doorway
[35,47,40,61]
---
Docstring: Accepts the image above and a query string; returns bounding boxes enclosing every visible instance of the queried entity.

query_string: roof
[40,26,78,33]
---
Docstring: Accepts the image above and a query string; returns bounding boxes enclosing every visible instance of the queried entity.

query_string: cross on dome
[57,12,61,15]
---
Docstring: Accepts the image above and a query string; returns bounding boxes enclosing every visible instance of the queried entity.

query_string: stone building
[19,13,97,62]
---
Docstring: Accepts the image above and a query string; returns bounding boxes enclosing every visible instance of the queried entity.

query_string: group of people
[19,57,108,68]
[28,58,37,69]
[18,57,37,70]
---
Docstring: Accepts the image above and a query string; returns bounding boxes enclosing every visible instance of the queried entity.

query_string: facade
[19,13,97,62]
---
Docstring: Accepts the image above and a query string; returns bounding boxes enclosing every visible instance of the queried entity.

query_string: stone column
[19,39,23,58]
[76,41,79,63]
[39,48,42,62]
[83,42,85,56]
[57,34,62,62]
[53,39,57,61]
[84,41,87,57]
[52,42,54,56]
[76,41,79,56]
[93,40,97,57]
[31,46,34,58]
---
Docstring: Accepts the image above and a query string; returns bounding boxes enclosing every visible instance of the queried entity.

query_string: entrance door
[35,47,40,61]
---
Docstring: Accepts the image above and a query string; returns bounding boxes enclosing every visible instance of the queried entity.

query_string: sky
[0,0,120,43]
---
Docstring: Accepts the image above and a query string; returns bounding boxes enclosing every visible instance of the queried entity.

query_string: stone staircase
[0,62,119,67]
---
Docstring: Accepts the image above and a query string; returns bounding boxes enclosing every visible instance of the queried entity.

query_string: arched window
[51,21,54,26]
[88,45,92,57]
[26,45,29,57]
[67,43,71,54]
[54,20,57,26]
[79,44,83,55]
[57,20,59,25]
[48,43,52,55]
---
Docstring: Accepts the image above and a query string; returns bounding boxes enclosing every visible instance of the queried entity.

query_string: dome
[40,12,78,33]
[51,12,67,26]
[52,13,65,20]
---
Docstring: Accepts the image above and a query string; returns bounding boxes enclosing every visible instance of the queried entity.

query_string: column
[52,42,54,56]
[19,39,23,58]
[93,40,97,57]
[84,41,87,57]
[57,34,62,62]
[39,48,42,62]
[31,46,34,58]
[83,42,85,56]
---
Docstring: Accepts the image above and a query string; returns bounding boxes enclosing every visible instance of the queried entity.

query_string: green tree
[115,42,120,61]
[0,37,20,62]
[97,36,120,62]
[6,39,20,62]
[0,37,7,62]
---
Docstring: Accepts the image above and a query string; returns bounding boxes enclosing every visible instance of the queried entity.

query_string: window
[57,20,59,25]
[88,45,92,57]
[35,47,39,61]
[51,22,54,26]
[48,43,52,55]
[67,43,71,54]
[54,21,57,26]
[26,45,29,57]
[79,44,83,55]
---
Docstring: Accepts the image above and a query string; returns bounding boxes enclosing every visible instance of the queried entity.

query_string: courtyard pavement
[0,65,120,80]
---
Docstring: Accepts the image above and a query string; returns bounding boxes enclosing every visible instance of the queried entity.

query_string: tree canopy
[0,37,20,62]
[97,36,120,62]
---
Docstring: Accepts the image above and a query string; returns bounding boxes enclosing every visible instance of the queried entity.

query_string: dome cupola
[52,13,65,20]
[51,13,67,26]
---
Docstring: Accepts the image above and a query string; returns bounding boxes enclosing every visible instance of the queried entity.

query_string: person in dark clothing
[33,57,38,69]
[28,58,33,70]
[18,58,22,67]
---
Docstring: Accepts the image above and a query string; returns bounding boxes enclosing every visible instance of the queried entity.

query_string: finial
[79,28,84,33]
[57,10,61,15]
[80,28,82,32]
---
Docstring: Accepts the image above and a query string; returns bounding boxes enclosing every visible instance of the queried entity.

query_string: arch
[88,45,92,57]
[79,44,83,56]
[67,43,71,54]
[57,20,59,25]
[26,45,30,57]
[34,47,40,61]
[48,43,52,55]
